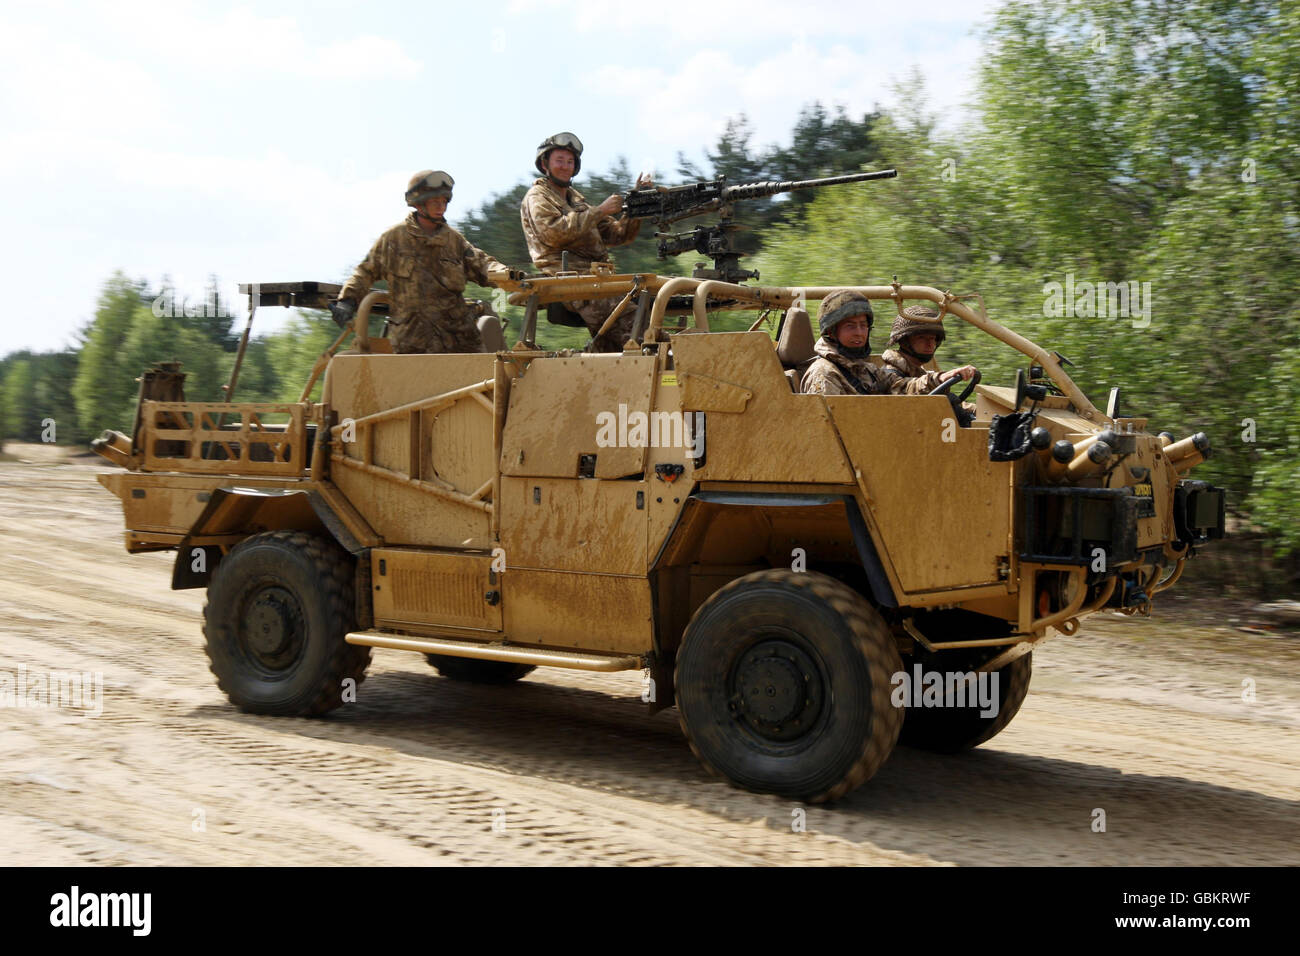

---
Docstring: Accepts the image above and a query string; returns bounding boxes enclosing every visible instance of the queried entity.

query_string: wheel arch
[646,491,898,711]
[172,487,366,590]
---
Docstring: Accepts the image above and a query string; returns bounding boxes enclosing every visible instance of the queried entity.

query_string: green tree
[73,273,153,436]
[31,350,83,443]
[258,311,344,403]
[0,358,39,441]
[457,182,532,270]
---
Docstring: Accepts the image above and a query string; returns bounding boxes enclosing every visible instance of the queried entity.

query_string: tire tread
[202,530,371,716]
[675,569,903,803]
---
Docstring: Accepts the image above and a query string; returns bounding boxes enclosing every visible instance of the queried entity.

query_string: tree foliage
[758,0,1295,551]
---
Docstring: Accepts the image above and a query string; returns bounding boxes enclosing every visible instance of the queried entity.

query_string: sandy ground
[2,447,1298,866]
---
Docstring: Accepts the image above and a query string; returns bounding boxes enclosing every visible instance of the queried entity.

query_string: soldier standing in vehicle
[800,291,977,397]
[330,170,515,354]
[881,304,979,412]
[520,132,653,352]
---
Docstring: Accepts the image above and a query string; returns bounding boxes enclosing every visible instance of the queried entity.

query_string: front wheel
[675,570,903,803]
[203,531,370,716]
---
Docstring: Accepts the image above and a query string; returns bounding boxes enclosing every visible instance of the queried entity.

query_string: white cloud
[0,5,420,143]
[130,6,423,79]
[588,32,984,155]
[0,127,410,346]
[512,0,995,37]
[12,2,422,84]
[0,22,174,138]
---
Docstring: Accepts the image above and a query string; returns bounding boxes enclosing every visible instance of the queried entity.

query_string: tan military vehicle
[91,271,1224,803]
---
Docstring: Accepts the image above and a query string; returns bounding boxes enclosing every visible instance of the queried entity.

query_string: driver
[800,291,976,397]
[882,304,978,411]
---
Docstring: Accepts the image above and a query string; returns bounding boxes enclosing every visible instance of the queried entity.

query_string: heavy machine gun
[624,168,897,283]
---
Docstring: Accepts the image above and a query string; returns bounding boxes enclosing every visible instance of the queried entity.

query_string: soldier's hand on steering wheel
[928,367,981,404]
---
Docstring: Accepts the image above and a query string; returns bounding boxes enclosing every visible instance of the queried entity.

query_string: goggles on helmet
[405,170,455,206]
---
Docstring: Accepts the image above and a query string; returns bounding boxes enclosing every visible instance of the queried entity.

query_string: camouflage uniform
[520,177,642,352]
[801,338,927,396]
[882,305,975,411]
[800,290,942,397]
[340,213,507,354]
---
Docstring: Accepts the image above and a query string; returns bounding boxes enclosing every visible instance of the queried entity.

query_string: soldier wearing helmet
[519,132,653,351]
[881,304,978,409]
[331,170,517,354]
[799,291,977,397]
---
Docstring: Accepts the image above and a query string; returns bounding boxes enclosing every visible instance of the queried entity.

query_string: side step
[344,631,643,672]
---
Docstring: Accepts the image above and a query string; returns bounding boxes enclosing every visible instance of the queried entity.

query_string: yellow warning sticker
[661,373,678,387]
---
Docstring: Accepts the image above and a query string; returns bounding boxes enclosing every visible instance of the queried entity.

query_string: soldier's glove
[329,298,357,329]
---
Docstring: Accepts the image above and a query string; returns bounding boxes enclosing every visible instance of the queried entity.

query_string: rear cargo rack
[140,400,312,476]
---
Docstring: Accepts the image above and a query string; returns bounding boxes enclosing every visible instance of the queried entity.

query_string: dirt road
[3,452,1298,866]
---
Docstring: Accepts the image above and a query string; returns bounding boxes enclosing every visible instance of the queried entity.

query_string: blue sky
[0,0,996,352]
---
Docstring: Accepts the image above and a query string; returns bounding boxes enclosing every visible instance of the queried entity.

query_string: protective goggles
[406,170,455,202]
[543,132,583,153]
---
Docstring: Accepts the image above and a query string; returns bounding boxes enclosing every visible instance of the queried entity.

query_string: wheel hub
[242,587,305,670]
[731,639,823,742]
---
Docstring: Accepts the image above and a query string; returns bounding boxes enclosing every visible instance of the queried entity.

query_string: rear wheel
[203,531,370,716]
[675,570,903,803]
[425,655,535,684]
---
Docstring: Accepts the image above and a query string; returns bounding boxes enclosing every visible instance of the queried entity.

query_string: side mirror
[1014,368,1048,412]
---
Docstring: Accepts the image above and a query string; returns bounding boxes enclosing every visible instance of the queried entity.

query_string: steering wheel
[927,369,980,427]
[926,368,980,403]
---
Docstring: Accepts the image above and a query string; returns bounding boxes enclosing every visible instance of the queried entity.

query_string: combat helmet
[535,132,584,175]
[405,170,454,207]
[889,304,947,346]
[890,304,946,360]
[817,290,874,338]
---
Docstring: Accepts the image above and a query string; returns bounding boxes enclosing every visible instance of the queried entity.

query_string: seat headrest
[777,307,816,368]
[478,314,507,353]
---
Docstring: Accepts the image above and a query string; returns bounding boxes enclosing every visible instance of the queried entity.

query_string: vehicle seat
[478,314,508,352]
[777,307,817,391]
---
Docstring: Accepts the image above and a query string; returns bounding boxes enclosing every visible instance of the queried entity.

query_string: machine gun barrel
[720,168,896,202]
[624,168,896,228]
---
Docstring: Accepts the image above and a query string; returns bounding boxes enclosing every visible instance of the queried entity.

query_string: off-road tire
[898,652,1032,753]
[675,569,903,803]
[425,655,535,684]
[203,530,370,716]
